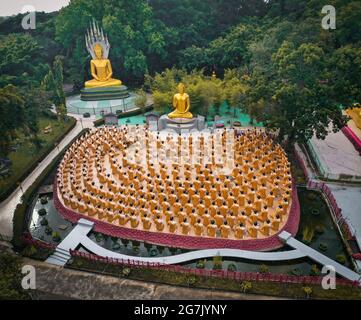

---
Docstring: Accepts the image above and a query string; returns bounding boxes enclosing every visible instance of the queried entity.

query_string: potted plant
[38,208,47,216]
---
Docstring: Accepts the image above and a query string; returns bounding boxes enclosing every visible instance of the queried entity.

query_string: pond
[29,194,74,244]
[29,187,351,275]
[94,101,264,127]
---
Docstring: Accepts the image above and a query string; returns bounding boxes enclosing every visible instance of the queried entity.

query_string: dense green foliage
[0,0,360,147]
[0,252,29,300]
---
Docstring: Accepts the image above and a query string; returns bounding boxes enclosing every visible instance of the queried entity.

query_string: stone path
[0,115,94,239]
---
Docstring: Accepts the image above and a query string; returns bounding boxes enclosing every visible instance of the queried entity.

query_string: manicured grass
[0,115,76,201]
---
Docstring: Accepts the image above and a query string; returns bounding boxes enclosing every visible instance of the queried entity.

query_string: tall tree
[0,85,25,157]
[43,56,67,120]
[265,42,346,147]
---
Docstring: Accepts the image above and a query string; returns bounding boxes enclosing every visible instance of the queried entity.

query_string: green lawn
[0,116,76,200]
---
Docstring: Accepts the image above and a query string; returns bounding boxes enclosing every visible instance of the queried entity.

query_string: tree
[329,45,361,106]
[43,56,67,120]
[266,42,346,147]
[0,85,25,157]
[56,0,167,84]
[134,89,148,114]
[0,34,43,87]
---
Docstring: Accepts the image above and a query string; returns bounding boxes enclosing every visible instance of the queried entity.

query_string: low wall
[342,126,361,156]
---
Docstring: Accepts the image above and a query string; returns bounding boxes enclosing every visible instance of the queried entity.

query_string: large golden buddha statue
[85,44,122,88]
[84,21,122,89]
[168,83,193,119]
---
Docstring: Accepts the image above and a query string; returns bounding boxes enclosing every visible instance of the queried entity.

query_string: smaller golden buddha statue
[168,83,193,119]
[85,43,122,88]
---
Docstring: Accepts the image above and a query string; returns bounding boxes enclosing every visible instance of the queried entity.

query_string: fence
[69,249,360,288]
[22,232,57,250]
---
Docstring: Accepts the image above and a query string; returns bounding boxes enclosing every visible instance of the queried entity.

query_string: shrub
[310,264,320,276]
[133,246,140,254]
[213,256,223,270]
[21,245,38,258]
[95,234,103,243]
[311,208,320,216]
[40,197,48,205]
[307,193,317,201]
[260,264,269,273]
[52,232,61,243]
[336,254,346,265]
[240,281,252,293]
[122,267,131,277]
[38,208,47,216]
[319,243,328,252]
[291,268,302,276]
[302,227,314,245]
[45,226,53,235]
[40,218,48,226]
[227,263,237,272]
[187,276,197,286]
[315,225,325,234]
[196,260,205,269]
[149,248,158,257]
[302,286,313,299]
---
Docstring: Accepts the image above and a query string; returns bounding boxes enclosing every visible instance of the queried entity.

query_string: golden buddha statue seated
[85,43,122,88]
[168,83,193,119]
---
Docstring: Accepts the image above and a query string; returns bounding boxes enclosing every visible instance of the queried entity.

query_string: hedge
[93,104,154,127]
[12,128,90,249]
[0,116,77,202]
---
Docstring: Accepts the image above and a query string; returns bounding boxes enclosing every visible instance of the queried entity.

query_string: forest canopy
[0,0,360,149]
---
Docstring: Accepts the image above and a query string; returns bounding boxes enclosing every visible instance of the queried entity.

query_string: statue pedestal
[81,85,130,101]
[157,115,206,133]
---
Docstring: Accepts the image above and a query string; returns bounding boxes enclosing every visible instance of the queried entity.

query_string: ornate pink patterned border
[53,178,300,251]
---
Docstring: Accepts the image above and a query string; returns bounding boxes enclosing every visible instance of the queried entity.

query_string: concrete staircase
[46,247,72,267]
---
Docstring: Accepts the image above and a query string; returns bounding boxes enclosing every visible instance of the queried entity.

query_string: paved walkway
[309,130,361,178]
[0,116,94,239]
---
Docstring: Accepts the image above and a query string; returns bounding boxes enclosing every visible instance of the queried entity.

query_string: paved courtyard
[309,130,361,178]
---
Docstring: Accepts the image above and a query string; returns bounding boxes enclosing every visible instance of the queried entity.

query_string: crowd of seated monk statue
[57,126,292,241]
